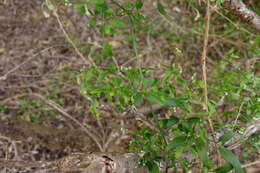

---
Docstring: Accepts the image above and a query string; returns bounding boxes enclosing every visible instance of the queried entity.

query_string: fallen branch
[222,0,260,31]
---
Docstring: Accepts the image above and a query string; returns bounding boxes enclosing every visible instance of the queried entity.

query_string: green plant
[78,65,192,117]
[42,0,259,172]
[0,104,10,114]
[16,95,57,123]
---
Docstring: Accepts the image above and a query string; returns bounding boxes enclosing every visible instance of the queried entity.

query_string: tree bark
[222,0,260,31]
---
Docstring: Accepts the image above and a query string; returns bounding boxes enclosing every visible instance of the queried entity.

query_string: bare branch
[29,93,103,152]
[222,0,260,31]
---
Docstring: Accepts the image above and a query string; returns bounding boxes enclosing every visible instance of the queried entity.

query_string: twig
[0,136,21,160]
[234,102,244,126]
[0,46,60,81]
[103,129,121,151]
[53,10,96,66]
[201,0,221,165]
[227,118,260,149]
[242,160,260,168]
[211,5,252,35]
[29,93,103,152]
[133,109,160,133]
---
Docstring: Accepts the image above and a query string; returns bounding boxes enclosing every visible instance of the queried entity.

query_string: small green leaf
[219,147,244,173]
[157,2,167,15]
[219,132,235,143]
[143,77,157,89]
[175,146,184,158]
[133,92,142,106]
[215,162,233,173]
[74,4,86,14]
[187,117,202,124]
[90,99,100,118]
[208,100,217,116]
[165,98,178,106]
[146,93,164,105]
[135,0,143,10]
[168,136,187,149]
[102,40,113,57]
[100,24,116,35]
[178,122,190,133]
[195,138,211,168]
[88,17,97,27]
[166,116,179,128]
[105,8,113,17]
[146,161,160,173]
[90,0,107,11]
[160,116,179,129]
[109,18,126,28]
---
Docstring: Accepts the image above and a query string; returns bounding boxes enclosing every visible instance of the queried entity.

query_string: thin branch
[0,46,60,81]
[242,160,260,168]
[53,10,96,66]
[234,102,244,126]
[201,0,221,165]
[29,93,103,152]
[227,118,260,150]
[222,0,260,31]
[202,0,210,113]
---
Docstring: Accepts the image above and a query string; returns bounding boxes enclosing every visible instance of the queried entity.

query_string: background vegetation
[0,0,259,172]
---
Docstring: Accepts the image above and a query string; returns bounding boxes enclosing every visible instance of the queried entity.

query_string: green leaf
[97,71,109,82]
[105,8,113,17]
[215,162,233,173]
[146,161,160,173]
[187,117,202,124]
[160,116,179,129]
[168,136,187,149]
[90,99,100,118]
[195,138,211,168]
[122,2,135,9]
[133,92,142,106]
[0,105,10,113]
[100,24,116,35]
[219,132,235,143]
[166,116,179,128]
[165,98,178,106]
[157,2,167,15]
[178,122,190,134]
[74,4,86,14]
[208,100,217,116]
[88,18,97,27]
[175,146,184,158]
[146,93,164,105]
[109,18,126,28]
[102,40,113,57]
[90,0,107,14]
[219,147,244,173]
[143,77,157,89]
[135,0,143,10]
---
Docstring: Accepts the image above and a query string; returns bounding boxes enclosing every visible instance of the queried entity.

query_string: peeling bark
[222,0,260,31]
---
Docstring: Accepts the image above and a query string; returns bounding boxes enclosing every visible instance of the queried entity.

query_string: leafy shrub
[44,0,259,172]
